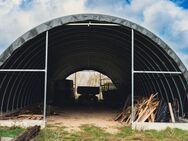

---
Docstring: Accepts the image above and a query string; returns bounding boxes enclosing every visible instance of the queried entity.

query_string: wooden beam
[14,126,40,141]
[168,102,175,123]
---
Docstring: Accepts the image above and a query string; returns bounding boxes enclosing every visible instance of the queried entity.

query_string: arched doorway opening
[47,70,126,127]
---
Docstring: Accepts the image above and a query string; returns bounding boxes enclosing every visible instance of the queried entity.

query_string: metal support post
[43,31,48,126]
[131,29,134,127]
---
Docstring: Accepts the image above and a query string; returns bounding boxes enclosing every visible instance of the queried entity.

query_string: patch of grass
[173,128,188,139]
[36,128,65,141]
[79,124,110,140]
[34,125,188,141]
[144,127,188,141]
[163,127,188,141]
[46,124,59,128]
[63,133,80,141]
[144,129,165,140]
[116,127,135,138]
[35,126,81,141]
[0,127,25,138]
[36,124,110,140]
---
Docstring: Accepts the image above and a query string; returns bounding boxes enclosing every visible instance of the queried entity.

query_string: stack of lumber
[0,114,43,120]
[16,114,43,120]
[115,93,159,124]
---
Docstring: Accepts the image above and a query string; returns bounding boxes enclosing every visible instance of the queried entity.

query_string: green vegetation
[116,126,135,138]
[79,124,110,140]
[144,127,188,141]
[34,124,188,141]
[1,125,185,141]
[0,127,25,138]
[35,125,81,141]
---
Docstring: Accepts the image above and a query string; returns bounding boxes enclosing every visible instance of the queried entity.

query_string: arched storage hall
[0,14,188,128]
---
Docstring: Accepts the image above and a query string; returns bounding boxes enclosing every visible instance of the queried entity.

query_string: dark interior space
[51,71,126,109]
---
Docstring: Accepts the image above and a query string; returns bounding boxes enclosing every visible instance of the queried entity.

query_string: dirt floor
[47,105,124,133]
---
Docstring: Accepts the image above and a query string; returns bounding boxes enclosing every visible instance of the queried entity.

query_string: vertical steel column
[99,73,102,100]
[131,29,134,127]
[75,72,77,96]
[43,31,48,126]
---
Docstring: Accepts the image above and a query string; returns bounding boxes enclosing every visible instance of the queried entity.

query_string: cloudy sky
[0,0,188,67]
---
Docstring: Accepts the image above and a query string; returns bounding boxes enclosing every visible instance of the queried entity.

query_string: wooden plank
[168,102,175,123]
[150,112,155,122]
[136,95,153,122]
[114,112,123,121]
[14,126,40,141]
[139,106,157,122]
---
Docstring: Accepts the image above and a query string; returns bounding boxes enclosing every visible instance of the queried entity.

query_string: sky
[0,0,188,67]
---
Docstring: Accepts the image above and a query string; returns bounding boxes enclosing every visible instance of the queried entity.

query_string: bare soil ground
[47,105,124,133]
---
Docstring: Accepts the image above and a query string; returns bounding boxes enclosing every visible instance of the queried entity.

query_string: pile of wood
[0,111,20,120]
[16,114,43,120]
[0,104,58,120]
[0,113,43,120]
[115,93,159,124]
[0,104,44,120]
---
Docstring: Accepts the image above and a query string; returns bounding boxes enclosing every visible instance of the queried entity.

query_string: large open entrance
[0,14,188,130]
[47,70,124,129]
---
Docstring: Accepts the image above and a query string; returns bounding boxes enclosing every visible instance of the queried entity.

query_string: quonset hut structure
[0,14,188,128]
